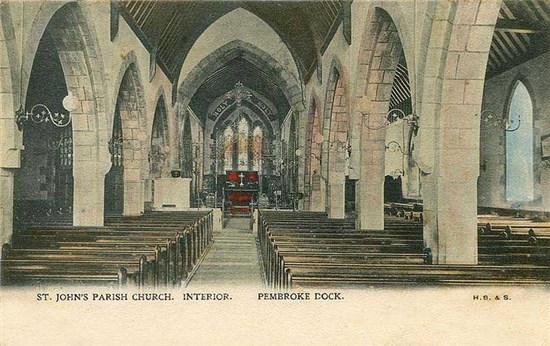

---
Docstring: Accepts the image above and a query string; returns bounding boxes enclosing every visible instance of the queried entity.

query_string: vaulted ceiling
[487,0,550,78]
[118,0,345,84]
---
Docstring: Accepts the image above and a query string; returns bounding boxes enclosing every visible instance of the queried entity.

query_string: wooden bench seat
[285,264,550,288]
[2,211,214,287]
[258,209,550,289]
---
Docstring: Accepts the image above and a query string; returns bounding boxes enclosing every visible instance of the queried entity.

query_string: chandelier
[479,110,520,132]
[15,92,78,131]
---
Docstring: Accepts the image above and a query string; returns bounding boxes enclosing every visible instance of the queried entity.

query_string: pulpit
[223,171,259,215]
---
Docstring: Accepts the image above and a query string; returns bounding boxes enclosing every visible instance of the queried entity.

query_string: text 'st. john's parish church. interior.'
[1,0,550,288]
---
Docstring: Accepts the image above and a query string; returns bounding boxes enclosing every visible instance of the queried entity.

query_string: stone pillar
[422,171,478,264]
[143,178,153,210]
[124,180,145,216]
[124,158,145,216]
[309,189,325,212]
[356,121,385,230]
[0,168,14,250]
[73,161,105,226]
[327,171,345,219]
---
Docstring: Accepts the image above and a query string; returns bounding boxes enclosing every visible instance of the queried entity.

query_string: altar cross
[239,172,245,187]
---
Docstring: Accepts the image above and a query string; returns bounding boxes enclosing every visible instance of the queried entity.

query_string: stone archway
[0,3,20,247]
[177,40,306,195]
[304,94,323,211]
[416,0,501,264]
[354,8,409,230]
[321,59,350,219]
[145,91,170,210]
[2,2,109,228]
[107,54,148,216]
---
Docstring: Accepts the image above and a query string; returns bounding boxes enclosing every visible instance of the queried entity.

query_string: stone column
[356,117,385,230]
[143,178,153,210]
[309,171,325,212]
[73,160,105,226]
[422,163,478,264]
[71,116,108,226]
[0,168,15,250]
[123,163,145,216]
[327,170,345,219]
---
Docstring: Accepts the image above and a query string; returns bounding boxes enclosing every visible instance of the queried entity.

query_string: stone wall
[479,52,550,212]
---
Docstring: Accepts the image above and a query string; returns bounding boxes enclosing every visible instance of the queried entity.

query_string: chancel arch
[198,74,281,209]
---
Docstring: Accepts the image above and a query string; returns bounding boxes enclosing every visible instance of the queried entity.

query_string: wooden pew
[1,211,214,287]
[258,210,550,289]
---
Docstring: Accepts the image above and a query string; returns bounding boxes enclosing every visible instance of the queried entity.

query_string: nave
[1,0,550,288]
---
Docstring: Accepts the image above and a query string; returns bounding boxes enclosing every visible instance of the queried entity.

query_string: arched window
[506,80,534,202]
[252,126,263,172]
[238,117,249,170]
[223,126,234,172]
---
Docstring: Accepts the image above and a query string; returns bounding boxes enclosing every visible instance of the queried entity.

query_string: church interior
[0,0,549,288]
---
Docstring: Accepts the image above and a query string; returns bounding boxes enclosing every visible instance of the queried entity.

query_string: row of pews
[1,211,213,287]
[386,202,550,247]
[384,202,423,221]
[258,210,550,289]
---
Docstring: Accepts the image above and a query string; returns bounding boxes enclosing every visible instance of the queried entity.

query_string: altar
[223,170,259,215]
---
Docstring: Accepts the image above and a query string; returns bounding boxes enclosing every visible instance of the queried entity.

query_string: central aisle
[186,217,264,288]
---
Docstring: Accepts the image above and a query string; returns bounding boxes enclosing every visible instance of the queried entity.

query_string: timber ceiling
[119,0,344,84]
[487,0,550,78]
[189,57,291,122]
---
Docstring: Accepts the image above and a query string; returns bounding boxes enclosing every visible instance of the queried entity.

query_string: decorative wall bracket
[479,110,521,132]
[363,108,419,134]
[16,104,71,131]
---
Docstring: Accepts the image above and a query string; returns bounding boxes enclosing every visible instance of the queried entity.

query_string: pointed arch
[322,58,350,175]
[105,54,148,216]
[6,2,109,226]
[304,93,322,209]
[177,40,304,117]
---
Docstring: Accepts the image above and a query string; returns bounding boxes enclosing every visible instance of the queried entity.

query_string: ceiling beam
[494,18,543,34]
[110,0,120,42]
[342,0,352,45]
